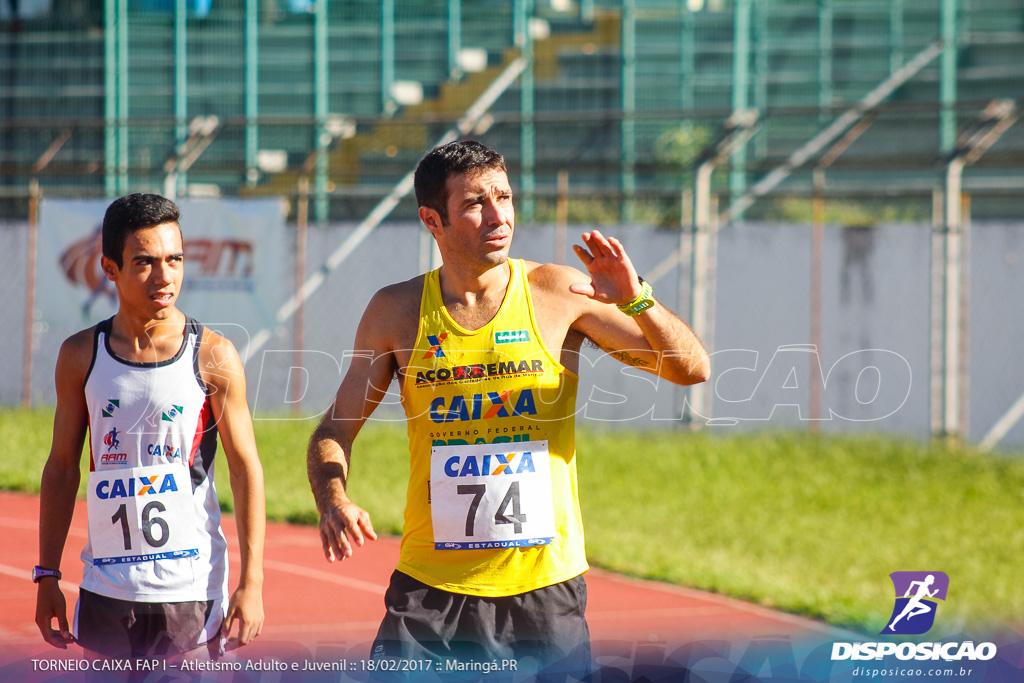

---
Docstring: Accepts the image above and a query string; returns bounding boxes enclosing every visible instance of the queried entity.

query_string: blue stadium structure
[1,0,1023,221]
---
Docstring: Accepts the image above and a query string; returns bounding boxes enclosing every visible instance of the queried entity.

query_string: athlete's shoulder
[62,324,99,350]
[58,326,100,369]
[372,274,425,307]
[524,260,588,296]
[196,326,244,375]
[364,275,424,326]
[52,326,100,395]
[353,275,425,347]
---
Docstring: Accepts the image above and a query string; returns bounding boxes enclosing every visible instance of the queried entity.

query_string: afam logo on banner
[59,227,258,316]
[831,572,997,663]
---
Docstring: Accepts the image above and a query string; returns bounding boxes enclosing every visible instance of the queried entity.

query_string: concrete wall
[5,219,1023,449]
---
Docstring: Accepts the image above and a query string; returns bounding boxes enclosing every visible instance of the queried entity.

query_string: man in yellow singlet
[307,141,709,677]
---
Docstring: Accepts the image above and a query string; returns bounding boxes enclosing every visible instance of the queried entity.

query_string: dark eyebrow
[462,187,512,207]
[132,251,184,262]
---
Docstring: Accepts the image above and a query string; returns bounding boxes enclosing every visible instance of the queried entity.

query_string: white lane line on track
[257,621,383,636]
[586,605,735,620]
[0,516,88,538]
[229,554,385,596]
[594,572,863,641]
[0,563,80,594]
[1,500,858,641]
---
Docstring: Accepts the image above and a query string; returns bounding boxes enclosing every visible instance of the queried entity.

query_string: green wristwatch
[618,277,655,317]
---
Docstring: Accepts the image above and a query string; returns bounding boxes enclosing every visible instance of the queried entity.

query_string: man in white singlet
[307,141,710,676]
[35,194,266,663]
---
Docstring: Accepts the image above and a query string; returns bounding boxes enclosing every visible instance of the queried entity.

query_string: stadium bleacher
[1,0,1023,220]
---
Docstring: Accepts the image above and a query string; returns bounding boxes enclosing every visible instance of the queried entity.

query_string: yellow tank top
[397,258,588,596]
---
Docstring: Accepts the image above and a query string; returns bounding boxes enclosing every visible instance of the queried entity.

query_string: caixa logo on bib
[94,473,180,499]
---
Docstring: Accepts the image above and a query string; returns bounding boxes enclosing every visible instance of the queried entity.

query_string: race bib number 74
[430,440,555,550]
[87,464,200,565]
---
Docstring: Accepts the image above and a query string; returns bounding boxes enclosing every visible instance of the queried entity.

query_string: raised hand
[569,230,643,305]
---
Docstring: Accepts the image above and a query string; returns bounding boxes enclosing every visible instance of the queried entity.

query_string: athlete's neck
[108,309,187,362]
[437,259,511,309]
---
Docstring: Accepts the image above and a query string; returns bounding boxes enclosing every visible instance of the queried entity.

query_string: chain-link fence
[0,221,30,406]
[6,207,1024,450]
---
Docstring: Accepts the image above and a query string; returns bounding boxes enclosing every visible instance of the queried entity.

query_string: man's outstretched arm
[36,333,91,648]
[203,331,265,648]
[307,291,400,562]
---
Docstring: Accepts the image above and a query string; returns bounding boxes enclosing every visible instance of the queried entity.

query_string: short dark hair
[414,140,507,224]
[102,193,181,267]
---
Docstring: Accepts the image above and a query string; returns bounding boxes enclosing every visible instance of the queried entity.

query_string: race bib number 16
[87,464,200,565]
[430,440,555,550]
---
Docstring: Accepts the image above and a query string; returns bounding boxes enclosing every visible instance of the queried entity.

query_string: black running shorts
[371,571,591,678]
[75,588,223,659]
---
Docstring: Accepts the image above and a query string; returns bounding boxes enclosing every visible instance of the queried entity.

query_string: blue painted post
[519,0,535,222]
[581,0,594,25]
[940,0,957,155]
[175,0,187,196]
[117,0,128,194]
[818,0,833,121]
[755,1,768,159]
[245,0,258,186]
[382,0,395,113]
[729,0,751,217]
[315,0,329,224]
[104,0,117,196]
[681,6,694,113]
[621,0,636,223]
[448,0,461,79]
[889,0,904,73]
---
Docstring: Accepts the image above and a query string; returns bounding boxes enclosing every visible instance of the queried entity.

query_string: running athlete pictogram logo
[103,427,121,453]
[423,333,449,359]
[881,571,949,635]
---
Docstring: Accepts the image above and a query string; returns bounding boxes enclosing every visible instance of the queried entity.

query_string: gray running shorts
[371,571,591,679]
[74,588,223,659]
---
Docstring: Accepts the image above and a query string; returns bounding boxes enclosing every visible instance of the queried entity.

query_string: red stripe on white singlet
[188,397,213,467]
[88,415,95,471]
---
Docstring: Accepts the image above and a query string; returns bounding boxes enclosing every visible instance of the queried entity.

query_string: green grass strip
[6,407,1022,634]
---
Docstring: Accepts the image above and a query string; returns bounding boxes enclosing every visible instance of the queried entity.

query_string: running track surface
[0,490,855,680]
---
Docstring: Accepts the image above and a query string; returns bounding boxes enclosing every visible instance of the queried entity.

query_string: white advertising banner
[37,198,288,363]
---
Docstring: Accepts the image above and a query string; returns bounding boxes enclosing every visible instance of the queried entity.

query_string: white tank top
[81,317,228,603]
